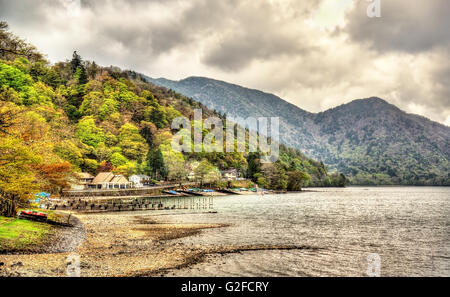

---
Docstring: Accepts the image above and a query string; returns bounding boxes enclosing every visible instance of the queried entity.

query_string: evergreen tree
[71,51,88,84]
[71,51,82,74]
[247,152,261,180]
[146,148,167,180]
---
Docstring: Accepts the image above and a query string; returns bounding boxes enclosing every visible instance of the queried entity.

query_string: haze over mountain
[146,76,450,185]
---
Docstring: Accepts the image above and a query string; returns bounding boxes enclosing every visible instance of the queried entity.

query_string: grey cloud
[429,49,450,112]
[344,0,450,53]
[201,1,314,71]
[0,0,61,25]
[0,0,449,125]
[85,0,235,56]
[203,32,308,72]
[0,0,315,70]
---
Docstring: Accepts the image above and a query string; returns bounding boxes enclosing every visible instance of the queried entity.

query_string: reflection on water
[151,187,450,276]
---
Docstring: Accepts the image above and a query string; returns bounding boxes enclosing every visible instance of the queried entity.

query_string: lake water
[154,187,450,277]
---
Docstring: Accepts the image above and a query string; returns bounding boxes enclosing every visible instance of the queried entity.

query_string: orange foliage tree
[32,162,73,196]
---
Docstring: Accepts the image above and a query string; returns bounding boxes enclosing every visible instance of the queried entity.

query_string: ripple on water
[160,187,450,277]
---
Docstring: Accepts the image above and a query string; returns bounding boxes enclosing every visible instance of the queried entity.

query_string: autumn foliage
[0,22,341,217]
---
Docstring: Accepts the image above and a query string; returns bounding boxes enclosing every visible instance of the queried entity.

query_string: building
[78,172,94,184]
[221,169,240,181]
[187,170,196,181]
[71,172,95,190]
[186,161,199,181]
[89,172,133,189]
[129,174,153,188]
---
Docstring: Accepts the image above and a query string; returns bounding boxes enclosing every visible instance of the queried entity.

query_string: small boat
[18,210,48,222]
[180,190,204,196]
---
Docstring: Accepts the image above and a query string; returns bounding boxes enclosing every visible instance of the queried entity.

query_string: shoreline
[2,187,448,277]
[0,214,86,256]
[0,208,314,277]
[0,210,227,276]
[0,190,351,276]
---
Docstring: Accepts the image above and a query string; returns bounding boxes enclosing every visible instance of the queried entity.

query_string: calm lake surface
[155,187,450,277]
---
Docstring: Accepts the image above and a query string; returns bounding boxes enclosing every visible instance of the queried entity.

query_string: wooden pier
[47,195,214,213]
[53,183,232,213]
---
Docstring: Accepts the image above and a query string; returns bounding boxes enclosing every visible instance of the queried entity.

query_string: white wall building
[129,174,152,188]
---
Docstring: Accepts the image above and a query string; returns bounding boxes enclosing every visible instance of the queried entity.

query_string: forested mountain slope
[0,22,343,217]
[147,76,450,185]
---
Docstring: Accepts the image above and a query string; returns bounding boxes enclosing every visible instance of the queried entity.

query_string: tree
[0,61,33,101]
[71,51,88,84]
[194,159,219,186]
[86,61,100,79]
[0,98,78,215]
[0,106,38,215]
[160,144,186,181]
[98,96,119,120]
[115,161,138,176]
[247,152,261,180]
[254,173,269,188]
[118,123,147,160]
[97,161,114,173]
[204,168,221,186]
[79,91,104,116]
[110,152,128,167]
[0,136,40,217]
[33,162,73,196]
[261,163,288,190]
[146,148,167,180]
[74,66,88,85]
[70,51,83,74]
[0,101,20,134]
[329,173,348,187]
[287,170,311,191]
[43,67,64,89]
[83,159,99,172]
[140,121,157,146]
[149,104,168,128]
[53,140,84,169]
[0,22,43,62]
[75,117,106,147]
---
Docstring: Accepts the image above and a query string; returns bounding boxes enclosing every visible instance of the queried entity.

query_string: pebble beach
[0,211,227,277]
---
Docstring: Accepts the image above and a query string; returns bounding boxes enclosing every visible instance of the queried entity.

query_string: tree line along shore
[0,21,347,218]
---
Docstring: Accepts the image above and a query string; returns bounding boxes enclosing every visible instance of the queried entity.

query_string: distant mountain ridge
[145,76,450,185]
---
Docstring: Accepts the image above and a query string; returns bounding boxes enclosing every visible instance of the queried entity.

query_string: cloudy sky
[1,0,449,125]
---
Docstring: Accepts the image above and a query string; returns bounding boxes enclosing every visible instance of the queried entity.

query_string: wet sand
[0,210,309,277]
[0,211,228,277]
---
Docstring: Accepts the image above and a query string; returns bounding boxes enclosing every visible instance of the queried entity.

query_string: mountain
[0,22,346,206]
[145,77,318,151]
[145,76,450,185]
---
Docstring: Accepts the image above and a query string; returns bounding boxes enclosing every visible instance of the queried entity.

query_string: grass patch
[0,216,53,251]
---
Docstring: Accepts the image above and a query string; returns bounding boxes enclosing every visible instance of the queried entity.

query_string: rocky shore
[0,211,309,277]
[0,211,227,276]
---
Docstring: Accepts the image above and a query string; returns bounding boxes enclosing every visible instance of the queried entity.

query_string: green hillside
[0,23,344,216]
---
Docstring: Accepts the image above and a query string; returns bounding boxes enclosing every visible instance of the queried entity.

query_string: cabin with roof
[221,168,241,181]
[70,172,95,190]
[88,172,133,189]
